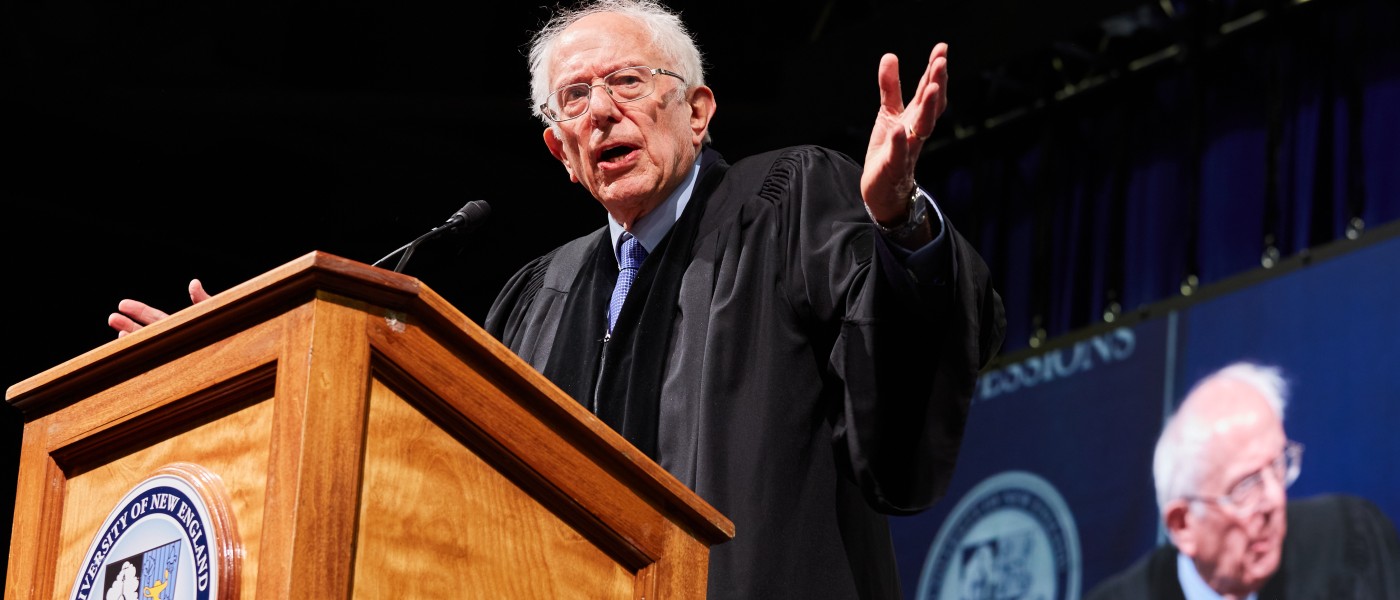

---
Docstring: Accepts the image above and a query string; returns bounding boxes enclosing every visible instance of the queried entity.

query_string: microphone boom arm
[370,200,492,273]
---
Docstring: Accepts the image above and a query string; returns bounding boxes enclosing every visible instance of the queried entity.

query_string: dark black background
[2,0,1143,586]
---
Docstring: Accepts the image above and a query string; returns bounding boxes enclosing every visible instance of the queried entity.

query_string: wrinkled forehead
[1191,380,1279,434]
[548,13,665,87]
[1185,380,1286,483]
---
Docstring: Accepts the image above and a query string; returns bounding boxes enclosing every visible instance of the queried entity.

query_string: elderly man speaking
[107,0,1006,597]
[1087,362,1400,599]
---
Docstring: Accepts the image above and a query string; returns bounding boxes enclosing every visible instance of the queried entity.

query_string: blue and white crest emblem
[103,539,181,600]
[916,470,1081,600]
[69,464,237,600]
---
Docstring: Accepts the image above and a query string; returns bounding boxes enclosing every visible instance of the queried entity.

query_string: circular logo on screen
[915,470,1081,600]
[69,463,239,600]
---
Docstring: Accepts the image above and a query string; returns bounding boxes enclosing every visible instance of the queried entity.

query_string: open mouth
[599,144,637,163]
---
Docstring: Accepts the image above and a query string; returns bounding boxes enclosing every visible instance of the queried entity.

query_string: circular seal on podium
[67,463,240,600]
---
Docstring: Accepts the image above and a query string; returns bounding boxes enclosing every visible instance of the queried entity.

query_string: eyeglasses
[540,66,685,122]
[1184,440,1304,514]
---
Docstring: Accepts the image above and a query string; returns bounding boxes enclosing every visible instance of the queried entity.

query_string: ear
[1164,500,1197,555]
[542,126,578,183]
[686,85,716,146]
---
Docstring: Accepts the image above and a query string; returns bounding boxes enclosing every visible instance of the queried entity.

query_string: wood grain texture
[353,379,633,599]
[364,307,720,597]
[5,422,62,600]
[255,296,371,599]
[8,252,728,600]
[10,313,285,600]
[369,317,681,566]
[7,252,415,414]
[410,290,733,546]
[646,531,711,600]
[52,395,273,600]
[45,316,282,474]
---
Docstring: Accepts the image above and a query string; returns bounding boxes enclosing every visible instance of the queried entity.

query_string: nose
[588,84,622,125]
[1256,466,1288,511]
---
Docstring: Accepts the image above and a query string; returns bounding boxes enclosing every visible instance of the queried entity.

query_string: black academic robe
[1084,494,1400,600]
[485,145,1006,599]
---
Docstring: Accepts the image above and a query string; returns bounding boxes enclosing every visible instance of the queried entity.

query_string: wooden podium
[5,251,733,599]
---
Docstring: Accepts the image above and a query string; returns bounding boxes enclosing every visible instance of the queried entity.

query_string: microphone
[372,200,492,273]
[441,199,492,234]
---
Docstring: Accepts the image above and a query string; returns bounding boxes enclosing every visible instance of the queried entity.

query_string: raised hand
[860,42,949,229]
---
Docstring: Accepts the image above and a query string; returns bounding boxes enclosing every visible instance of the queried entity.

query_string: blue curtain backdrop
[925,0,1400,354]
[895,3,1400,597]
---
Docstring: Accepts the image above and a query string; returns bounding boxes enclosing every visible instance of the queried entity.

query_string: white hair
[1152,362,1288,516]
[527,0,708,138]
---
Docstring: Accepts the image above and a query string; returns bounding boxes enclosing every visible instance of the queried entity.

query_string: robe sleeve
[774,145,1006,514]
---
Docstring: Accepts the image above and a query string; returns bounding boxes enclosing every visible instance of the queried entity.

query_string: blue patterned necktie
[608,233,648,333]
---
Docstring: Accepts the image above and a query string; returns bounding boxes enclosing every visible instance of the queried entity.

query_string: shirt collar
[607,154,702,264]
[1177,552,1258,600]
